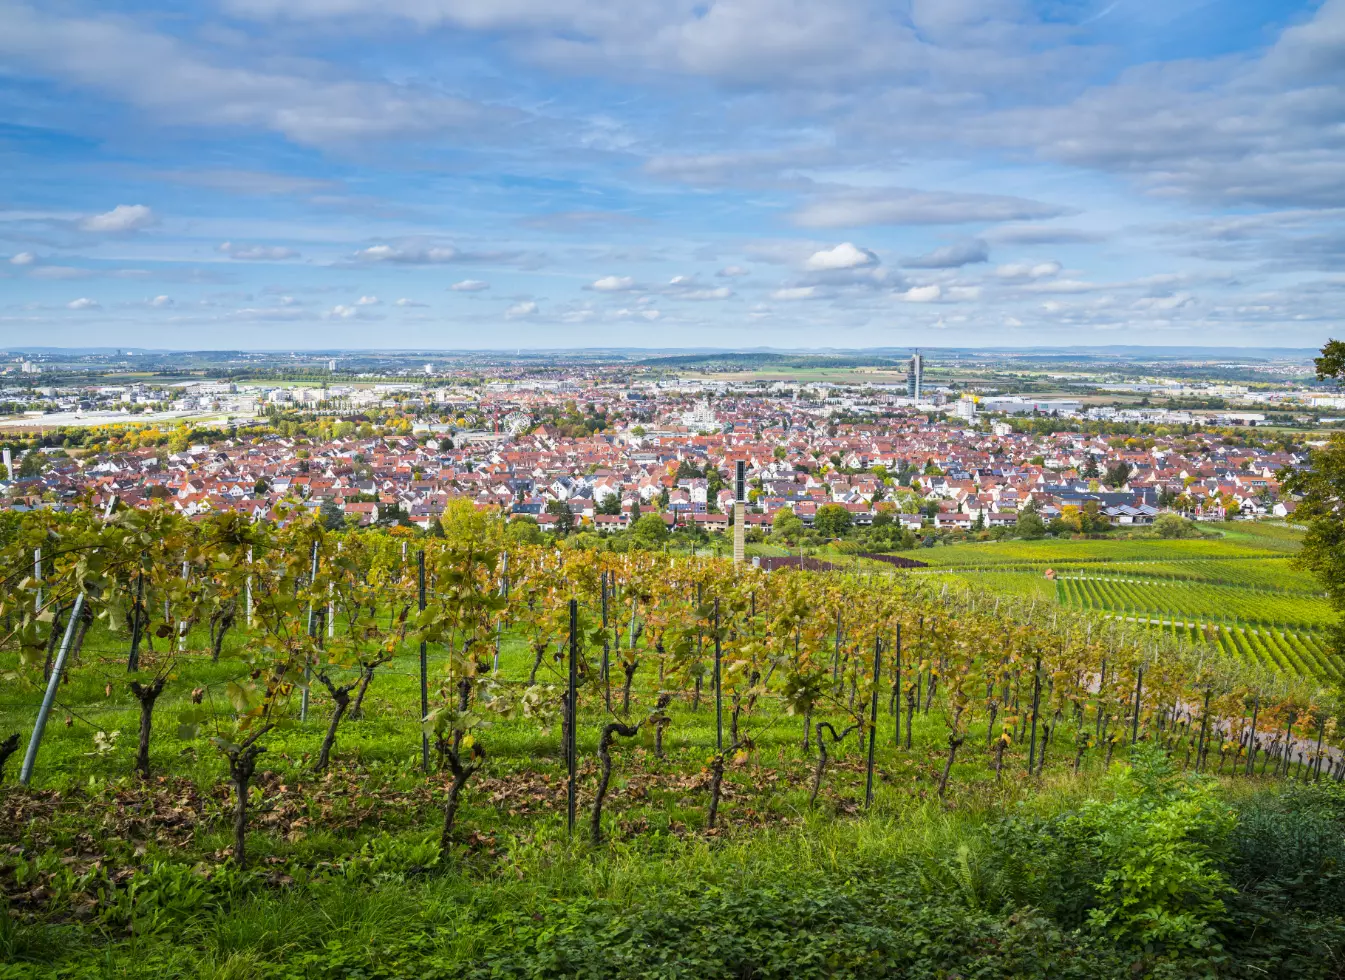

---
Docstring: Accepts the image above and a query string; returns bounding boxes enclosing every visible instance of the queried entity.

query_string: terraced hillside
[916,523,1341,681]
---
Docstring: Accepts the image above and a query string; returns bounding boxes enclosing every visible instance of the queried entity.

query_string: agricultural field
[3,510,1345,978]
[916,523,1343,682]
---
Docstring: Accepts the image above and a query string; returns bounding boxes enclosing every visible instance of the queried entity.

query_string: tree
[1153,513,1196,539]
[597,493,621,516]
[545,498,575,535]
[1284,339,1345,656]
[1104,461,1133,488]
[813,504,852,538]
[319,499,346,531]
[1081,455,1099,479]
[772,508,804,542]
[1017,508,1046,539]
[630,513,669,549]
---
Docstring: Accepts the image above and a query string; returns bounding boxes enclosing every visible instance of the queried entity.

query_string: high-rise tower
[907,352,924,401]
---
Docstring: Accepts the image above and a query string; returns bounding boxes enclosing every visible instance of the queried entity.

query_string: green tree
[319,499,346,531]
[629,512,669,549]
[772,508,804,542]
[1017,508,1046,539]
[545,498,575,535]
[1283,340,1345,653]
[813,503,852,538]
[597,493,621,516]
[1104,461,1133,488]
[1153,513,1195,539]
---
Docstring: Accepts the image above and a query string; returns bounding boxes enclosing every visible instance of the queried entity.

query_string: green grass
[905,523,1337,680]
[3,585,1344,979]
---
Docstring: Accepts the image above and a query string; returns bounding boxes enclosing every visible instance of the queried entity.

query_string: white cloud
[803,242,877,271]
[505,300,538,317]
[946,286,982,302]
[355,295,380,305]
[217,241,298,260]
[902,239,988,269]
[899,285,942,303]
[1133,293,1195,311]
[717,265,749,277]
[794,189,1071,228]
[29,266,89,280]
[328,304,358,318]
[395,297,427,307]
[150,295,172,307]
[1021,279,1102,294]
[79,204,155,233]
[615,308,661,320]
[772,286,818,300]
[0,2,487,147]
[681,287,733,300]
[590,275,638,291]
[355,244,458,263]
[996,261,1062,280]
[9,252,34,266]
[450,279,489,291]
[66,297,99,309]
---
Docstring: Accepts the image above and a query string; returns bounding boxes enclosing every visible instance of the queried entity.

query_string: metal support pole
[567,599,578,835]
[893,623,902,744]
[300,541,318,722]
[33,548,42,613]
[1027,656,1041,774]
[245,547,253,628]
[493,551,508,674]
[865,636,881,808]
[419,550,429,772]
[1196,688,1211,772]
[1314,715,1326,782]
[20,593,84,786]
[1131,668,1144,745]
[714,598,722,753]
[127,572,144,673]
[1246,695,1260,776]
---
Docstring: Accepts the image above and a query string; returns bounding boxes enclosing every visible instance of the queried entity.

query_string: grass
[903,522,1338,679]
[2,575,1343,978]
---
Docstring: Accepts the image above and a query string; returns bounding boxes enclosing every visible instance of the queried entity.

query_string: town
[0,351,1306,543]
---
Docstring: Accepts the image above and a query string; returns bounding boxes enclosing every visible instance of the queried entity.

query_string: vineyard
[3,506,1345,978]
[905,525,1345,683]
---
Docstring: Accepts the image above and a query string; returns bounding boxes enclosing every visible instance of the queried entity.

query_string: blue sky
[0,0,1341,350]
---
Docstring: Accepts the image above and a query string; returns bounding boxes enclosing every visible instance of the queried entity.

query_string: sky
[0,0,1342,351]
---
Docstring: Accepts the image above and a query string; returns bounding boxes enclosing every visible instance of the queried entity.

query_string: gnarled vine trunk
[592,720,641,845]
[441,744,484,850]
[129,677,166,779]
[0,733,19,783]
[315,672,356,771]
[223,725,272,870]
